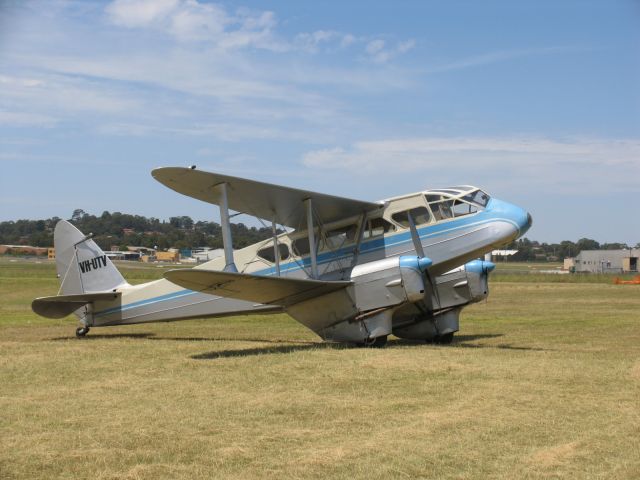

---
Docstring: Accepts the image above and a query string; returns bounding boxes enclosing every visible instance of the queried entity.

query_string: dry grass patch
[1,261,640,479]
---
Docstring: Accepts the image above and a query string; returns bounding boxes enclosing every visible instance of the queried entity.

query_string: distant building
[192,248,224,263]
[490,249,518,261]
[573,249,639,274]
[126,246,156,255]
[105,251,141,261]
[156,251,180,262]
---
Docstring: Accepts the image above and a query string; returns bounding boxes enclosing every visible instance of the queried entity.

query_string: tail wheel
[75,326,90,338]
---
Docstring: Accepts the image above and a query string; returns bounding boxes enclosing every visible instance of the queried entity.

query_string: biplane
[32,167,532,346]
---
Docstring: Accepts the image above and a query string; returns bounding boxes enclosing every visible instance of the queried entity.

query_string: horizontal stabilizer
[164,269,351,306]
[32,292,121,319]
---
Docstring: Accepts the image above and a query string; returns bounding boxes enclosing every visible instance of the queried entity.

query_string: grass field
[1,259,639,479]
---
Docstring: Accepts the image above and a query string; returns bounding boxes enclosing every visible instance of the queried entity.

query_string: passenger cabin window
[425,194,454,221]
[257,243,290,263]
[292,237,311,256]
[363,217,394,239]
[322,224,357,251]
[391,207,431,228]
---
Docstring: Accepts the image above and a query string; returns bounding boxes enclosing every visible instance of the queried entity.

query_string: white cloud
[1,1,417,141]
[0,111,57,127]
[105,0,180,28]
[0,71,142,120]
[105,0,284,49]
[302,137,640,193]
[295,30,341,52]
[365,38,415,63]
[426,46,589,74]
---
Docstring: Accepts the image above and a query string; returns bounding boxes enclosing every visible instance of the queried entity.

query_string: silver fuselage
[89,196,531,329]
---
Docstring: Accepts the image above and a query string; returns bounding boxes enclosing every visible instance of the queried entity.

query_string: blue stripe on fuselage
[94,289,198,317]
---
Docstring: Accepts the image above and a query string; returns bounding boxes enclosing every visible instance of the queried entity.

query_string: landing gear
[75,326,90,338]
[436,332,454,345]
[361,335,388,348]
[426,333,454,345]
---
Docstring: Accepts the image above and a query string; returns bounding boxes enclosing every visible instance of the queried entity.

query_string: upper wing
[152,167,382,228]
[164,269,351,306]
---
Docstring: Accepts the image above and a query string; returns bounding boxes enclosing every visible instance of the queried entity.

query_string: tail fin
[54,220,129,294]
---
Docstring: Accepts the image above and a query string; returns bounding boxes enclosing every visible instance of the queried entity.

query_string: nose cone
[487,199,532,238]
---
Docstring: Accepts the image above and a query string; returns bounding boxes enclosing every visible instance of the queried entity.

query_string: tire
[367,335,388,348]
[75,327,89,338]
[437,332,454,345]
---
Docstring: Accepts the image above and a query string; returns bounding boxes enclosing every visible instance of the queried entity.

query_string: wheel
[366,335,388,348]
[436,332,454,345]
[75,326,90,338]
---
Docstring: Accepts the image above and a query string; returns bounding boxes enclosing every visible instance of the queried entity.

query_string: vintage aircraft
[32,167,532,346]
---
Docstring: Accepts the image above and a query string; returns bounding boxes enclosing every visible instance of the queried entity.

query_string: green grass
[492,261,638,283]
[1,258,639,479]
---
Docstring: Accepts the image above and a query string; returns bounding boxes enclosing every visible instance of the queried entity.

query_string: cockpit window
[452,200,478,217]
[425,194,454,221]
[462,190,490,208]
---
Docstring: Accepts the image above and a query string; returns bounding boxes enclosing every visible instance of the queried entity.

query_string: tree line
[0,209,276,252]
[0,209,637,259]
[502,237,638,262]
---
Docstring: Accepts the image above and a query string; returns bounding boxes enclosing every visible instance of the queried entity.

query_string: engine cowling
[350,255,432,312]
[464,259,496,302]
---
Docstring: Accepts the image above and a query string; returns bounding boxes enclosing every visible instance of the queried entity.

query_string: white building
[573,249,639,274]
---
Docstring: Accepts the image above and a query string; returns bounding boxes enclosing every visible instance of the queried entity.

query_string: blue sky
[1,0,638,244]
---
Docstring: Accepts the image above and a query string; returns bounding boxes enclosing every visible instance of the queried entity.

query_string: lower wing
[164,269,351,307]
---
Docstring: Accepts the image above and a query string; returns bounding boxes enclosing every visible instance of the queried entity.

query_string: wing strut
[271,218,280,276]
[305,198,319,279]
[214,182,238,272]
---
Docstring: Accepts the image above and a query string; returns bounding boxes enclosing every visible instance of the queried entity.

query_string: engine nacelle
[394,308,461,340]
[464,259,495,302]
[314,256,432,343]
[350,255,432,312]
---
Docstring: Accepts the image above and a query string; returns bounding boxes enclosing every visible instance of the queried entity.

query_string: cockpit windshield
[423,187,490,221]
[461,190,490,208]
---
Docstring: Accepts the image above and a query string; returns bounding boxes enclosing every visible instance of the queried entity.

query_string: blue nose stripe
[486,199,531,236]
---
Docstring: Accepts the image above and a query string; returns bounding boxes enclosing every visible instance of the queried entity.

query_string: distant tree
[576,238,600,252]
[602,243,629,250]
[71,209,86,222]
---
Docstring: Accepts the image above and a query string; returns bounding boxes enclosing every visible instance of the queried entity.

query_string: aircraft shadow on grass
[50,332,156,341]
[50,331,550,356]
[190,333,552,359]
